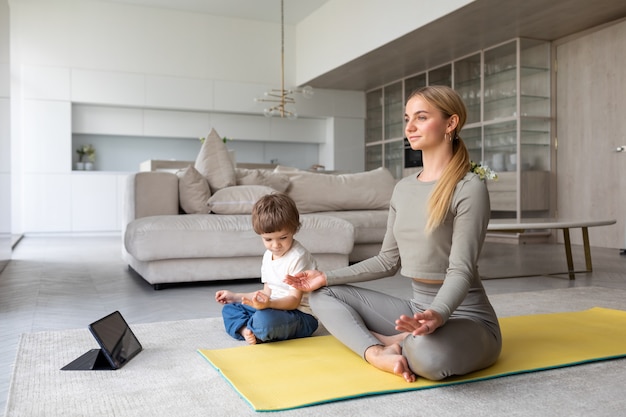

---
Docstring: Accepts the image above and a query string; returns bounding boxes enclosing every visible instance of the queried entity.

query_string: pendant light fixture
[254,0,313,119]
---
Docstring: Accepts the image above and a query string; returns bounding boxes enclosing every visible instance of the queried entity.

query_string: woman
[284,85,502,383]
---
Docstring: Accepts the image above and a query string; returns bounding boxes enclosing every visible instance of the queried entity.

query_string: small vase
[75,162,85,170]
[84,162,94,171]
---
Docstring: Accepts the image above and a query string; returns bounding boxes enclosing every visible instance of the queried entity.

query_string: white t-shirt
[261,239,317,313]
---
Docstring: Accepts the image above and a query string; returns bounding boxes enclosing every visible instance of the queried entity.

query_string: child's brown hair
[251,193,301,235]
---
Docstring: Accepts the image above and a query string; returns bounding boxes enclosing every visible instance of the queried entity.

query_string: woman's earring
[446,132,451,142]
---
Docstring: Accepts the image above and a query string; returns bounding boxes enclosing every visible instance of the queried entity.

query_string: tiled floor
[1,235,625,413]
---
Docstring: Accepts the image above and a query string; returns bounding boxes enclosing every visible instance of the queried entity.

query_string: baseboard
[485,231,551,245]
[11,234,24,249]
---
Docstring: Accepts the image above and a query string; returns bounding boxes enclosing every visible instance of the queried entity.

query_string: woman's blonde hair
[407,85,471,233]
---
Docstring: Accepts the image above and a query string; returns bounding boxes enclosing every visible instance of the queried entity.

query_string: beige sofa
[122,167,394,289]
[121,128,394,289]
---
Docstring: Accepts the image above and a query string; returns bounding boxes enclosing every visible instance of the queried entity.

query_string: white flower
[470,161,498,181]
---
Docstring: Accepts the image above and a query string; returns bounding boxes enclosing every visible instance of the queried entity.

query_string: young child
[215,193,318,344]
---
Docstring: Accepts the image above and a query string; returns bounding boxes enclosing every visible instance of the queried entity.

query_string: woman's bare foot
[365,343,416,383]
[240,327,258,345]
[371,331,409,346]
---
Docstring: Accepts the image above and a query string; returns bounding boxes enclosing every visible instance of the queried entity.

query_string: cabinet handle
[616,146,626,153]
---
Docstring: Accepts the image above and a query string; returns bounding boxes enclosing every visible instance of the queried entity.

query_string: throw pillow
[286,167,396,213]
[176,165,212,214]
[236,168,290,193]
[235,168,264,186]
[195,128,236,191]
[207,185,276,214]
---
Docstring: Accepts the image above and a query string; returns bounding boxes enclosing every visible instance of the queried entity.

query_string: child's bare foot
[371,331,409,346]
[365,343,416,383]
[240,327,258,345]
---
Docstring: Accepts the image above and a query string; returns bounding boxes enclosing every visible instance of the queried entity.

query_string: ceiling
[307,0,626,91]
[100,0,329,24]
[100,0,626,91]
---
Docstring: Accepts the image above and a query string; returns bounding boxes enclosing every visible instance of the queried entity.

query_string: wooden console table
[486,219,617,280]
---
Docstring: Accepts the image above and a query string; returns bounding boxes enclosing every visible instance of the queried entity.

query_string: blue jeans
[221,303,318,342]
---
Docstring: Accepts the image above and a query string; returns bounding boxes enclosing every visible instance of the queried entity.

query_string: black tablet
[61,311,142,370]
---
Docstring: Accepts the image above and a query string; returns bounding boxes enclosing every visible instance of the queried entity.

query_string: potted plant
[83,145,96,170]
[75,146,86,170]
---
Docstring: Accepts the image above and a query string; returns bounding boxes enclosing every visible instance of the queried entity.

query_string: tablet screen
[89,311,142,369]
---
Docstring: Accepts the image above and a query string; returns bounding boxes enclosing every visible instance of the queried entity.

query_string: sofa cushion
[320,210,389,244]
[285,167,396,213]
[125,214,262,261]
[195,128,236,191]
[207,185,276,214]
[124,213,354,261]
[235,168,290,192]
[176,165,211,214]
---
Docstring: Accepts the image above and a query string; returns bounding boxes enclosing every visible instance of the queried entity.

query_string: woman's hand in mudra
[395,309,443,336]
[284,270,327,292]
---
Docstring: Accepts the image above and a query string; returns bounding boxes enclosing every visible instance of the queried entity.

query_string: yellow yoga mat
[199,307,626,411]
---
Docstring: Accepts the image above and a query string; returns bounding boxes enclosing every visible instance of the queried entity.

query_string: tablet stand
[61,348,114,371]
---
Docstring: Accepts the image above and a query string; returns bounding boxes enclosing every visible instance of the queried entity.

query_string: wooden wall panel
[556,19,626,249]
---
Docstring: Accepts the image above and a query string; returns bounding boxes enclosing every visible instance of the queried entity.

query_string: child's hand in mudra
[242,291,270,310]
[215,290,236,304]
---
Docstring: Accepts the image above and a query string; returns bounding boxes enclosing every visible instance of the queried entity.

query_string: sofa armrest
[124,172,180,225]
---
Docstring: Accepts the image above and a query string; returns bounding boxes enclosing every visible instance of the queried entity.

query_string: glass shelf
[366,89,383,143]
[405,73,426,98]
[384,82,403,140]
[429,64,452,87]
[365,145,382,171]
[384,140,404,179]
[456,53,481,124]
[461,126,483,163]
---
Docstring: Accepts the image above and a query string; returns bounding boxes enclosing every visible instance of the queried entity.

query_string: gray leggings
[309,280,502,381]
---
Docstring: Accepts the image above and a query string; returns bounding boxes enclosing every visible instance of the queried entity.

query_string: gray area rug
[5,287,626,417]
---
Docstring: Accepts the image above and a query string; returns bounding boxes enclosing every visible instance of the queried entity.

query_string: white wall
[8,0,367,234]
[296,0,474,85]
[0,0,10,270]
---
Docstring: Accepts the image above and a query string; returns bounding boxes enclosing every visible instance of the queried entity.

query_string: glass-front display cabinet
[365,37,553,220]
[481,38,551,219]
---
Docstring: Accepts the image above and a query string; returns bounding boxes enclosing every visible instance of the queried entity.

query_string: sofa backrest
[124,172,179,225]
